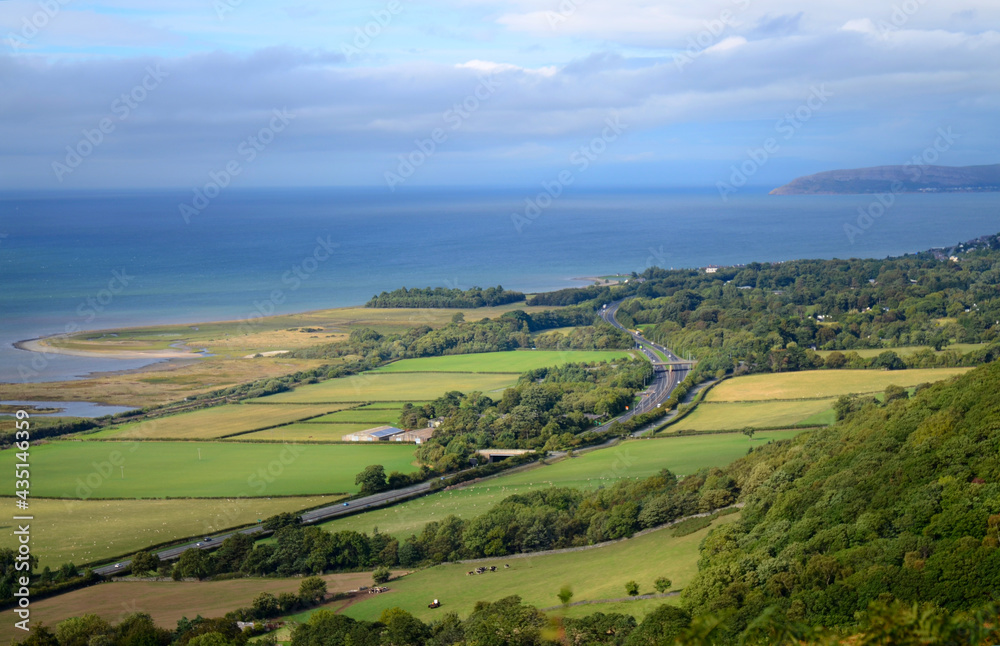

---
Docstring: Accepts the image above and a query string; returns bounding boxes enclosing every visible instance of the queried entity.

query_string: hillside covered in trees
[680,360,1000,639]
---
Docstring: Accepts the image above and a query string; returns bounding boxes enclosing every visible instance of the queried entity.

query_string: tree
[624,605,692,646]
[557,585,574,606]
[373,565,391,585]
[130,551,159,576]
[625,580,640,596]
[55,614,113,646]
[884,384,908,403]
[252,592,279,619]
[299,576,328,604]
[742,427,755,442]
[654,577,672,593]
[355,464,388,495]
[177,548,212,580]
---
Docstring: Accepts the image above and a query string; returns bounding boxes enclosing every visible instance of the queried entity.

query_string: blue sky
[0,0,998,190]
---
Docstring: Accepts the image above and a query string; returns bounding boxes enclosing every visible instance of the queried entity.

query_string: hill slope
[683,361,1000,632]
[771,163,1000,194]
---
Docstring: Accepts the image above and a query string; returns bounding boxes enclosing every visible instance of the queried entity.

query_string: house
[427,417,445,428]
[704,265,720,274]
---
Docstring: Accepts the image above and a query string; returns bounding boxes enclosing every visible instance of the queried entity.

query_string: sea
[1,187,998,386]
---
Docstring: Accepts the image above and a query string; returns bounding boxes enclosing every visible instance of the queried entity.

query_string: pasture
[338,513,740,623]
[321,432,798,539]
[0,570,399,644]
[254,372,518,404]
[0,495,343,568]
[86,403,350,440]
[375,350,634,373]
[706,368,970,402]
[665,399,838,432]
[24,441,418,498]
[233,423,385,442]
[307,407,404,425]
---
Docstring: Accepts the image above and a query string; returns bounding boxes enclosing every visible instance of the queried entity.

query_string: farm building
[345,425,435,444]
[345,426,407,442]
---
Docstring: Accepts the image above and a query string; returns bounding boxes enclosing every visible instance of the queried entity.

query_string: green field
[23,442,418,499]
[666,399,837,432]
[307,408,404,425]
[338,513,740,623]
[86,403,350,440]
[374,350,634,374]
[254,372,518,404]
[0,495,344,568]
[321,432,799,539]
[706,368,970,402]
[233,423,387,442]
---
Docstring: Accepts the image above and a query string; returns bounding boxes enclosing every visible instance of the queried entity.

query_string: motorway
[95,301,690,576]
[92,477,447,576]
[599,300,693,425]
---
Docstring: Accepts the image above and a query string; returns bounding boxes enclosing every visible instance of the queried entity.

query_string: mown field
[375,350,634,373]
[666,399,838,432]
[0,495,344,568]
[233,423,388,442]
[306,407,406,425]
[86,403,353,440]
[338,513,740,623]
[25,442,418,499]
[254,372,519,404]
[706,368,970,402]
[0,570,399,644]
[321,432,797,539]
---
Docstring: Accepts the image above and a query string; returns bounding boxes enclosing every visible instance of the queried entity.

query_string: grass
[337,513,740,623]
[0,495,344,568]
[320,432,798,539]
[233,423,392,442]
[0,570,391,644]
[254,372,518,404]
[86,404,352,440]
[665,399,838,432]
[23,441,419,499]
[307,408,405,425]
[374,350,634,374]
[706,368,971,402]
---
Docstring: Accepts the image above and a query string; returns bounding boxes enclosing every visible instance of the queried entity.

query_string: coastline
[13,335,203,361]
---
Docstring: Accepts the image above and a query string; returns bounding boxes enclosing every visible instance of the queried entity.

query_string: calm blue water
[1,188,998,384]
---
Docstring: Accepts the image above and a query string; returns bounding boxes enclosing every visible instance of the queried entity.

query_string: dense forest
[609,235,1000,380]
[365,286,525,308]
[677,360,1000,640]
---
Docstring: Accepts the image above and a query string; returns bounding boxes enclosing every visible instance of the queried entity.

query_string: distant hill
[771,163,1000,195]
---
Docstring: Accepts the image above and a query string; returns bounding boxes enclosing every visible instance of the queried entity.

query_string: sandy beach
[14,336,203,360]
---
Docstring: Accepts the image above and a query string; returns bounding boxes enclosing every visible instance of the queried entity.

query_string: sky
[0,0,998,191]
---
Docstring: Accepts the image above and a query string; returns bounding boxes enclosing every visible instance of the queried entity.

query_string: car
[342,502,349,507]
[196,542,202,546]
[203,537,212,542]
[114,563,123,569]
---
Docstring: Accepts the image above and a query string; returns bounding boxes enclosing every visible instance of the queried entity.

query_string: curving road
[600,300,693,429]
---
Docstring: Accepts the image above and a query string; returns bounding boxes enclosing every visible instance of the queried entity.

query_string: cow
[489,566,497,572]
[504,564,510,569]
